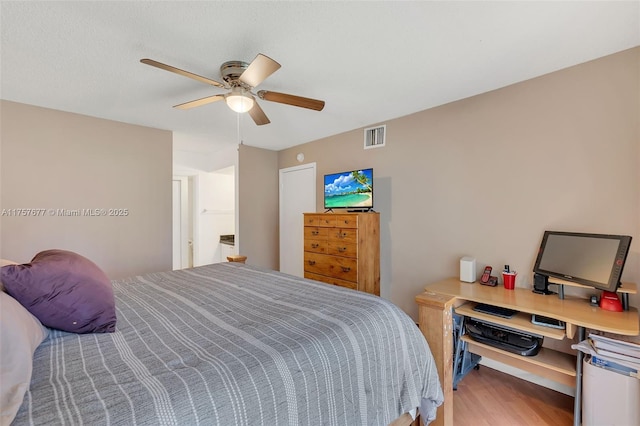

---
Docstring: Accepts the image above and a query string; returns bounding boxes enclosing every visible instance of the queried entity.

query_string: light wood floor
[453,366,574,425]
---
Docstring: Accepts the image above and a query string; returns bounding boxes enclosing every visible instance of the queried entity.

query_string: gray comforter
[14,263,443,425]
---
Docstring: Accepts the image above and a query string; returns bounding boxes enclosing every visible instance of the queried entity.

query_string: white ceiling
[1,1,639,153]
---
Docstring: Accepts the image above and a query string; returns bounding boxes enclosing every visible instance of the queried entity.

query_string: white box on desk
[459,257,476,283]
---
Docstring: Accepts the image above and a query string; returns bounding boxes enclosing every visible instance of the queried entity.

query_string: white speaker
[460,257,476,283]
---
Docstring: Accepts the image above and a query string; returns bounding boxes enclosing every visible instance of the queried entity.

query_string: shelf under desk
[460,336,577,387]
[415,277,639,426]
[455,302,566,340]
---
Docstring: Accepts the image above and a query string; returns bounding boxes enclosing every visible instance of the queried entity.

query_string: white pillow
[0,259,18,292]
[0,291,49,425]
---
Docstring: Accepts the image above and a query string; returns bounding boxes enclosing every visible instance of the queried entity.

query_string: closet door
[279,163,316,276]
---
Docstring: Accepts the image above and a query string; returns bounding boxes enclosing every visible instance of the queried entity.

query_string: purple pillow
[1,249,116,333]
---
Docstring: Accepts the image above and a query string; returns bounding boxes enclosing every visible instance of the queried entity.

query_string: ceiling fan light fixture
[141,53,325,125]
[225,88,254,113]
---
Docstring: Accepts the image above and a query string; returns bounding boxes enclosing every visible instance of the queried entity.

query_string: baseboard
[479,358,575,396]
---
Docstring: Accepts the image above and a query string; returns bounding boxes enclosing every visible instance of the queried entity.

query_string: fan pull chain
[236,112,242,145]
[236,112,240,144]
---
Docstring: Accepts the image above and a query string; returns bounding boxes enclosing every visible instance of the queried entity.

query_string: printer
[465,318,543,357]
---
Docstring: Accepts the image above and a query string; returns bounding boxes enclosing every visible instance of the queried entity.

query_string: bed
[7,261,443,425]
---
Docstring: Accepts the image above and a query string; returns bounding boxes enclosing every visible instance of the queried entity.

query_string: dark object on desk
[531,314,565,329]
[532,273,554,295]
[487,276,498,286]
[465,318,543,356]
[590,295,599,307]
[473,303,518,318]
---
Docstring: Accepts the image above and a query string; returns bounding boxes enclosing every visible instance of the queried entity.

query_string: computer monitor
[532,231,632,293]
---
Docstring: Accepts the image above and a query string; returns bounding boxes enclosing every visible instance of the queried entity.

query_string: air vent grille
[364,125,386,149]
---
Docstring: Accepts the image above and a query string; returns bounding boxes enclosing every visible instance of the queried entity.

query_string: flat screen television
[323,168,373,211]
[532,231,632,293]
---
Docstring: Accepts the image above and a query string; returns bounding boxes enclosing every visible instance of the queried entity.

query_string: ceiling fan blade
[239,54,281,88]
[174,95,225,110]
[248,101,270,126]
[258,90,325,111]
[141,58,225,88]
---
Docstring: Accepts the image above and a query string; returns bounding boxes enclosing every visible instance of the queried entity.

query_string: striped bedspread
[14,263,443,425]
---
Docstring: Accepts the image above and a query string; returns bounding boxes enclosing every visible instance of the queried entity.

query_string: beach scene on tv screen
[324,169,373,208]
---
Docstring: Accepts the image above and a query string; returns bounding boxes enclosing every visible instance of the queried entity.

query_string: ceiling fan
[140,53,325,125]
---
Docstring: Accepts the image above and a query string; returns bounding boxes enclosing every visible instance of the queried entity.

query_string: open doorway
[195,166,236,265]
[173,135,238,268]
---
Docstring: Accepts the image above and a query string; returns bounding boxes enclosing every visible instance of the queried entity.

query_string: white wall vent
[364,125,386,149]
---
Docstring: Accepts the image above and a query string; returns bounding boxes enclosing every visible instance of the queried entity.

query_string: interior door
[279,163,316,276]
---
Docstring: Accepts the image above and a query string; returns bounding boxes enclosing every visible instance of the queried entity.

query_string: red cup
[503,272,517,290]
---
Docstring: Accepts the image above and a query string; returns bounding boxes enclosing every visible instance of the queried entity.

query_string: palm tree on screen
[351,171,372,192]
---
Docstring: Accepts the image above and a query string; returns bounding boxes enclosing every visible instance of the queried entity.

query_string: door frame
[172,175,189,269]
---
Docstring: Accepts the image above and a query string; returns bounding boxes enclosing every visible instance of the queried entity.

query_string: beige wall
[0,100,172,278]
[279,47,640,319]
[238,144,279,269]
[2,47,636,320]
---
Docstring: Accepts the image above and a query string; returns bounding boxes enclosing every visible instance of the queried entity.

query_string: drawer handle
[341,266,351,272]
[338,232,348,238]
[311,230,319,236]
[308,260,316,266]
[311,243,319,248]
[338,247,347,252]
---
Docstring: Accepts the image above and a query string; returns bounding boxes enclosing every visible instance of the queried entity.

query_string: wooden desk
[416,278,639,426]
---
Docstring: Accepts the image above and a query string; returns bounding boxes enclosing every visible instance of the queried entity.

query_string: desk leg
[574,326,585,426]
[416,292,457,426]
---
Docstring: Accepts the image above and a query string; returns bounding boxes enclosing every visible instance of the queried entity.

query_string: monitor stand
[532,273,554,295]
[618,282,630,310]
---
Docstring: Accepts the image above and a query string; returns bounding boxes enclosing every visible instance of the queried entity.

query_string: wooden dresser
[303,212,380,295]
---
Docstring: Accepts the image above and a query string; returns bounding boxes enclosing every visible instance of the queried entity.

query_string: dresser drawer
[304,214,325,227]
[304,272,357,290]
[316,215,336,227]
[304,252,358,282]
[305,214,336,227]
[304,227,329,239]
[328,228,358,244]
[332,215,358,229]
[304,239,327,254]
[327,241,357,258]
[304,213,359,228]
